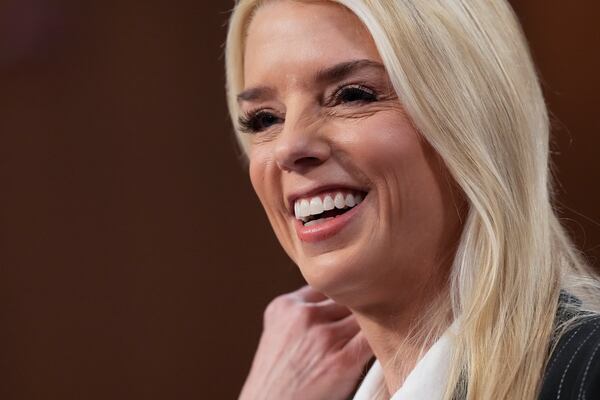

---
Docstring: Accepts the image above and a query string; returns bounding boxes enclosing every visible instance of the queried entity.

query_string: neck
[350,287,452,395]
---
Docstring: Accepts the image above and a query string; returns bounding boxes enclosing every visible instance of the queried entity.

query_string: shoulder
[539,314,600,400]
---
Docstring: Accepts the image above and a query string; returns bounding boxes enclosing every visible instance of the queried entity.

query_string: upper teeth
[293,191,364,221]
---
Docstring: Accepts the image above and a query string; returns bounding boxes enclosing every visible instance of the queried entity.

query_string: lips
[287,185,369,242]
[293,190,364,224]
[294,194,366,243]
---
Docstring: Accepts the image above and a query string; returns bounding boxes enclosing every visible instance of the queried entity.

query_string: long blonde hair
[224,1,600,399]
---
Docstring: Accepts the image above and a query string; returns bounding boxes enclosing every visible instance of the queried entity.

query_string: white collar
[352,325,455,400]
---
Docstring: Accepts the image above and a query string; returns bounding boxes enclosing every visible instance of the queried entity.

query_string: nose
[274,117,331,173]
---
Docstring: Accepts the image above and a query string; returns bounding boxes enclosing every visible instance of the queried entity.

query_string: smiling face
[240,0,466,306]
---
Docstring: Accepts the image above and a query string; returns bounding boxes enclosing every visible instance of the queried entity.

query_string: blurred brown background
[0,1,598,399]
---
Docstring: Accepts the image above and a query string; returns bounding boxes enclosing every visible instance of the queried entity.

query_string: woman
[224,0,600,399]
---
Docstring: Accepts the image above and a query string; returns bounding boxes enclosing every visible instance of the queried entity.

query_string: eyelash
[237,110,283,135]
[238,84,378,134]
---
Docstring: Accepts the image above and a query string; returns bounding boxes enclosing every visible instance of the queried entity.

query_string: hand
[238,285,374,400]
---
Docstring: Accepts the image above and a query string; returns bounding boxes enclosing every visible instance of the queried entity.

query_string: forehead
[243,0,381,88]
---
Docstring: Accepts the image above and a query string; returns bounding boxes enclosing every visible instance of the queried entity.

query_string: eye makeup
[238,109,283,134]
[237,58,399,135]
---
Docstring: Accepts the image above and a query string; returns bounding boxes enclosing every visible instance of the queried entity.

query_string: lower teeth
[304,217,334,227]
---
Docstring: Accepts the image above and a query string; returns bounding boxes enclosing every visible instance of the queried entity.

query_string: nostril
[295,156,323,167]
[283,156,326,173]
[274,136,331,172]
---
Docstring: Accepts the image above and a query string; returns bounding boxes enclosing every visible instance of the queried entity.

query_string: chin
[295,243,379,303]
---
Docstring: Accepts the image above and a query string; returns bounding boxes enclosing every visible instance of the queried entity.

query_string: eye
[332,85,378,105]
[238,110,283,134]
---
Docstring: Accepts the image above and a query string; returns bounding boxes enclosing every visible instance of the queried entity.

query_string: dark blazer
[348,292,600,399]
[539,295,600,400]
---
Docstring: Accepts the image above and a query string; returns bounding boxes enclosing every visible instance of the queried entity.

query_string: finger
[329,313,361,340]
[293,284,329,303]
[311,299,353,322]
[340,330,374,365]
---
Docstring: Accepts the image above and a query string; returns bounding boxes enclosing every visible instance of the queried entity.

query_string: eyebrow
[236,59,385,104]
[236,86,276,103]
[315,58,385,85]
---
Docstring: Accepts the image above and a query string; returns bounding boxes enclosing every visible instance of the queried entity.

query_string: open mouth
[293,190,368,227]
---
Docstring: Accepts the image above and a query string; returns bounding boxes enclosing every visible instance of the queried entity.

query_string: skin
[238,1,467,397]
[238,285,373,400]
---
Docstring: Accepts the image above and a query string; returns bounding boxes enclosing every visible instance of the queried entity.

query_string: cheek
[248,159,263,200]
[248,148,280,213]
[248,147,274,205]
[340,113,449,225]
[247,147,299,261]
[339,112,425,182]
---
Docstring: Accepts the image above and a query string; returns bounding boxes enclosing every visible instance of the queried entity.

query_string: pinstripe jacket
[538,296,600,400]
[349,292,600,399]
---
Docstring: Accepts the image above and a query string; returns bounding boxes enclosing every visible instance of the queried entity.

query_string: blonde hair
[224,1,600,399]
